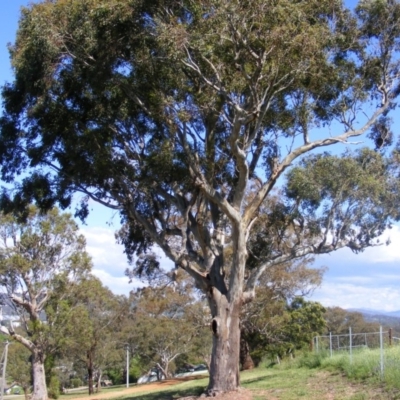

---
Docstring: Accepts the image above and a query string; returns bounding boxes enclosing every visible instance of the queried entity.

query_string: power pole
[126,345,129,388]
[0,342,9,400]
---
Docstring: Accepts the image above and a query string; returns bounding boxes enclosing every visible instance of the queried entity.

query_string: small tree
[284,297,326,353]
[240,257,324,368]
[126,278,199,379]
[0,207,92,400]
[7,342,32,400]
[65,276,124,395]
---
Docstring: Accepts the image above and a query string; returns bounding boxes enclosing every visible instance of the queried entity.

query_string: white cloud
[368,225,400,263]
[92,268,143,295]
[311,282,400,312]
[79,225,174,295]
[309,225,400,312]
[319,225,400,265]
[80,226,129,276]
[333,276,376,285]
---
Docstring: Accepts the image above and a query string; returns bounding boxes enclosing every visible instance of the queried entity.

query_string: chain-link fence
[313,327,392,353]
[313,326,396,377]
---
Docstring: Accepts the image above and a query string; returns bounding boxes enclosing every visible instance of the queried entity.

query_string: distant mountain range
[346,308,400,330]
[347,308,400,318]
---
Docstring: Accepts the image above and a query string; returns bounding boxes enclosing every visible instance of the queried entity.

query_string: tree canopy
[240,257,324,368]
[64,276,125,395]
[0,207,92,400]
[1,0,400,394]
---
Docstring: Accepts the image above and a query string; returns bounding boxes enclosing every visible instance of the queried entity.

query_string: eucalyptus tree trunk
[96,371,102,393]
[206,227,247,395]
[156,362,169,380]
[87,351,94,395]
[208,292,241,394]
[31,351,48,400]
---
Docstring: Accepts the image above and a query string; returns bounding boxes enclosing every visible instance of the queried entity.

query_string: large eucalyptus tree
[1,0,400,394]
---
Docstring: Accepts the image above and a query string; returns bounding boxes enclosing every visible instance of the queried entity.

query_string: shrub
[48,376,60,399]
[296,351,329,369]
[70,378,83,388]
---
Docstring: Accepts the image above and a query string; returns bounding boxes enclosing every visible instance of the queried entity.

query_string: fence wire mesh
[313,327,398,378]
[313,329,391,353]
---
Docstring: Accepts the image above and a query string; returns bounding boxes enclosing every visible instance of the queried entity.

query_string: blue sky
[0,2,24,87]
[1,1,400,311]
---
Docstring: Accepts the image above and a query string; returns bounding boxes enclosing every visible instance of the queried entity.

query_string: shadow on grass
[241,375,278,386]
[123,385,205,400]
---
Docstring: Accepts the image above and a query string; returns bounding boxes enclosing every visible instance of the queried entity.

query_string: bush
[48,376,60,399]
[277,350,329,370]
[129,358,145,383]
[70,378,83,388]
[106,369,122,385]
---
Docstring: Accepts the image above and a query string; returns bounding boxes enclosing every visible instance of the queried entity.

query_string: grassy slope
[105,366,399,400]
[61,347,400,400]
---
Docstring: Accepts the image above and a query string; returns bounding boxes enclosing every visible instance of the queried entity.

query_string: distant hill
[347,308,400,331]
[348,308,400,318]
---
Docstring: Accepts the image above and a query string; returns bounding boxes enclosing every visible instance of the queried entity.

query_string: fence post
[349,327,352,364]
[389,328,392,346]
[330,332,332,358]
[316,336,319,353]
[380,325,384,378]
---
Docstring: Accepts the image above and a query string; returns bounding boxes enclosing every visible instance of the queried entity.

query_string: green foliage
[0,207,95,400]
[119,276,212,379]
[48,376,60,399]
[128,286,198,378]
[6,342,32,391]
[102,364,142,387]
[105,369,122,386]
[70,378,83,389]
[295,351,329,369]
[45,355,55,387]
[242,296,326,361]
[286,298,326,348]
[286,149,400,251]
[324,307,380,335]
[63,276,125,395]
[128,357,143,383]
[0,0,398,267]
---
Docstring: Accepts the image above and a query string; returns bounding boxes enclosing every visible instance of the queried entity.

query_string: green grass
[59,348,400,400]
[315,345,400,389]
[61,385,136,399]
[116,377,208,399]
[102,364,398,400]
